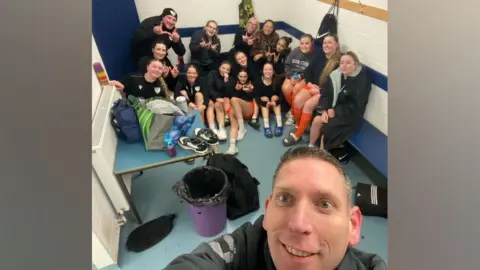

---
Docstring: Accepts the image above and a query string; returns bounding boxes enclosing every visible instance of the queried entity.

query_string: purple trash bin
[187,203,227,237]
[173,165,230,238]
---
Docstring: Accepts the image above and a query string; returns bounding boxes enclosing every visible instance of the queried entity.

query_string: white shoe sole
[236,129,247,141]
[177,138,208,154]
[225,146,239,155]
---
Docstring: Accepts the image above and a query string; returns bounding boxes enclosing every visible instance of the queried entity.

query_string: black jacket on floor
[163,215,387,270]
[130,16,186,62]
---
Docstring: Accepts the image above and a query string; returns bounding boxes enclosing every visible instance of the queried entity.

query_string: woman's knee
[194,92,204,102]
[282,80,292,93]
[303,96,320,112]
[214,101,223,110]
[311,116,324,127]
[292,80,306,93]
[293,90,309,109]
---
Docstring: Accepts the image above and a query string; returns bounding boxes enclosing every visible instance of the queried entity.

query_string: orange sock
[294,113,313,138]
[293,107,302,125]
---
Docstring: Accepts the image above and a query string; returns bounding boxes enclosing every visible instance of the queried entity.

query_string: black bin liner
[173,166,230,207]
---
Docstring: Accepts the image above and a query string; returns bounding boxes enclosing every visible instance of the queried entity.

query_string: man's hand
[171,28,180,42]
[153,26,164,35]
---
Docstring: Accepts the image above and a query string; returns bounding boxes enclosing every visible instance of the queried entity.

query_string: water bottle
[175,96,189,114]
[167,142,177,157]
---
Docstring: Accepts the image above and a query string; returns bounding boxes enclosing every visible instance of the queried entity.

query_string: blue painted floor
[101,122,388,270]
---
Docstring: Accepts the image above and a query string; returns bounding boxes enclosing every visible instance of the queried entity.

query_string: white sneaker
[237,128,247,141]
[217,129,227,140]
[225,144,239,155]
[285,115,295,126]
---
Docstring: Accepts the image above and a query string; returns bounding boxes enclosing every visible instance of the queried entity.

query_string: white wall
[281,0,388,135]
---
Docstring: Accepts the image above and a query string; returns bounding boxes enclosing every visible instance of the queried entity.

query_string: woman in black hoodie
[309,51,372,150]
[174,64,208,122]
[189,20,222,77]
[205,61,235,141]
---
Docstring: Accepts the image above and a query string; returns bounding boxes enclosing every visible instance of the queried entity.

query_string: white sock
[263,118,270,128]
[209,123,216,130]
[219,125,225,131]
[230,138,236,145]
[308,143,315,147]
[238,119,245,131]
[276,115,282,127]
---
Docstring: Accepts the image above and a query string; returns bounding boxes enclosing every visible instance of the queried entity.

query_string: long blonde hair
[318,34,341,87]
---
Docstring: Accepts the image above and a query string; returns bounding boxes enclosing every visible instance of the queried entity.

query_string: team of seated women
[110,8,372,155]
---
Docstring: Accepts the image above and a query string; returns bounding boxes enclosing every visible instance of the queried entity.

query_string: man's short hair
[272,146,352,205]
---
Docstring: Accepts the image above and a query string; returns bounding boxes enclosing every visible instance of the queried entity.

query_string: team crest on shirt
[154,87,161,94]
[138,85,143,90]
[194,86,201,92]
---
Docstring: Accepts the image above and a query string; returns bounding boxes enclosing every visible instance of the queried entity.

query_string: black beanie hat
[161,8,178,20]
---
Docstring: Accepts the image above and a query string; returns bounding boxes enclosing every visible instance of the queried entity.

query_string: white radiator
[91,85,129,214]
[91,85,128,269]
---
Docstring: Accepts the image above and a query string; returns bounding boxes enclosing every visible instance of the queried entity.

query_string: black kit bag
[315,0,340,46]
[206,153,261,220]
[354,183,388,218]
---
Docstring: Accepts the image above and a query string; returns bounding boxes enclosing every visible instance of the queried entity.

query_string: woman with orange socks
[282,34,341,146]
[281,34,317,123]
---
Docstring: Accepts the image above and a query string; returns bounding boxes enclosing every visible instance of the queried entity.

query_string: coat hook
[358,0,364,13]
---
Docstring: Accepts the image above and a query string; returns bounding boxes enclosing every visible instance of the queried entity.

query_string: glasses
[207,25,217,31]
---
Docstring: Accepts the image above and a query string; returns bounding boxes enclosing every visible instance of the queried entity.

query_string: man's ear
[348,206,363,246]
[262,195,272,230]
